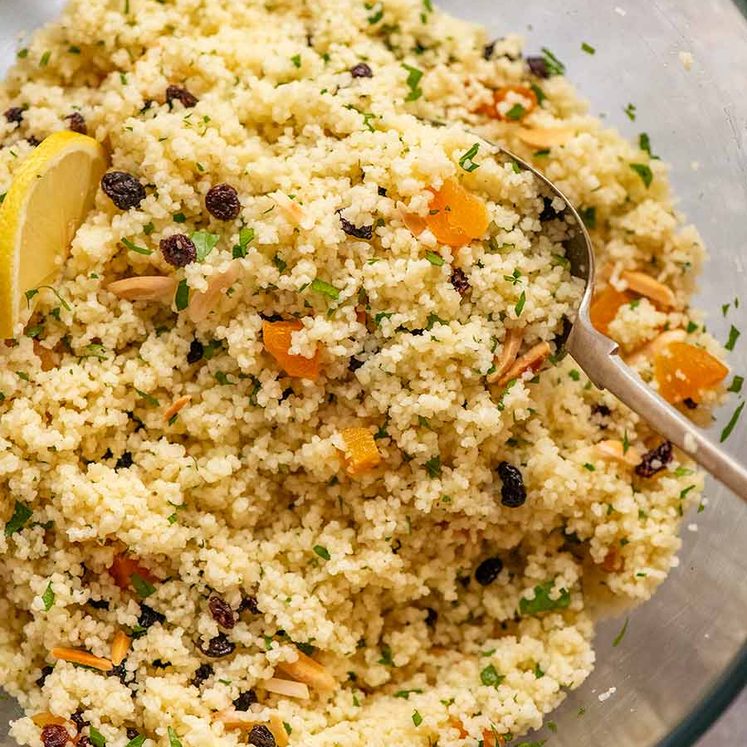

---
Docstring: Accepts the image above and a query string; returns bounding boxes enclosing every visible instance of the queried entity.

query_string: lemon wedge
[0,131,107,338]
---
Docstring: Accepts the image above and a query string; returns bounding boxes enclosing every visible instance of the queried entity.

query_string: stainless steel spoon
[501,146,747,502]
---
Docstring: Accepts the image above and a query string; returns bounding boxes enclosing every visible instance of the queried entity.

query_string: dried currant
[187,339,204,364]
[474,557,503,586]
[40,725,71,747]
[160,234,197,267]
[165,85,198,108]
[115,451,133,470]
[233,689,258,711]
[497,461,527,508]
[101,172,146,211]
[65,112,87,135]
[205,184,241,221]
[339,212,373,240]
[526,56,549,78]
[248,724,276,747]
[4,106,24,123]
[137,604,165,630]
[198,633,235,658]
[449,267,470,296]
[350,62,373,78]
[208,596,236,629]
[635,441,673,478]
[191,663,214,687]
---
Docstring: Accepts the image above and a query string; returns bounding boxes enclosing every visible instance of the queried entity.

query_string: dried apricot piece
[341,427,381,475]
[109,554,158,592]
[481,85,538,121]
[426,178,490,248]
[653,341,728,404]
[589,286,634,335]
[263,320,320,380]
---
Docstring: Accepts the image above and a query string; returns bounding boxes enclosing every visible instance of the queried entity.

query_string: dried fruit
[137,603,166,629]
[40,724,72,747]
[482,85,537,121]
[199,633,236,658]
[475,557,503,586]
[589,285,634,335]
[4,106,24,123]
[262,320,320,380]
[110,554,157,591]
[191,663,214,687]
[653,341,728,404]
[350,62,373,78]
[497,461,526,508]
[208,596,236,629]
[526,56,549,78]
[239,595,260,614]
[248,724,276,747]
[425,178,489,247]
[449,267,470,295]
[64,112,87,135]
[205,184,241,221]
[635,441,673,478]
[165,85,198,108]
[339,213,373,240]
[160,234,196,267]
[340,427,381,475]
[187,339,204,363]
[101,171,146,211]
[233,690,258,711]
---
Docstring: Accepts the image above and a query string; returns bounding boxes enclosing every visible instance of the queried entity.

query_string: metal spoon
[502,146,747,502]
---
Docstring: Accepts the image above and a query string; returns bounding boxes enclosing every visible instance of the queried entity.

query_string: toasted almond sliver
[51,647,113,672]
[620,270,676,308]
[33,340,61,371]
[487,328,524,384]
[108,276,177,303]
[274,192,304,224]
[188,263,241,323]
[625,329,687,366]
[262,677,310,700]
[163,395,191,422]
[516,125,578,149]
[595,439,641,467]
[110,630,132,667]
[495,341,552,388]
[277,650,336,691]
[31,712,68,728]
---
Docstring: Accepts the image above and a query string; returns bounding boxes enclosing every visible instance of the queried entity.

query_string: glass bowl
[1,1,745,745]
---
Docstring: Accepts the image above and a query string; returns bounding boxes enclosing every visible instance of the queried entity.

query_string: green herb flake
[214,371,231,385]
[425,250,445,266]
[583,462,596,472]
[533,662,545,679]
[5,502,32,536]
[191,231,219,262]
[639,132,657,158]
[519,580,571,616]
[581,41,596,55]
[135,388,160,406]
[394,688,423,699]
[172,212,187,223]
[378,644,394,666]
[291,54,302,68]
[541,47,565,76]
[175,279,190,311]
[367,5,384,24]
[727,375,744,394]
[17,48,29,59]
[579,206,596,229]
[458,142,481,172]
[686,320,698,334]
[402,64,424,102]
[514,290,527,317]
[612,616,629,646]
[725,324,740,351]
[130,573,156,599]
[720,401,745,443]
[534,148,550,157]
[480,663,504,687]
[530,82,546,104]
[41,582,55,611]
[310,278,340,300]
[125,736,146,747]
[424,455,441,478]
[629,163,653,188]
[412,710,423,727]
[568,369,581,381]
[88,726,106,747]
[168,727,182,747]
[272,254,287,273]
[680,485,696,499]
[231,226,255,259]
[623,102,637,121]
[143,222,155,236]
[40,51,51,67]
[26,324,44,339]
[313,544,331,561]
[121,237,152,255]
[505,103,526,121]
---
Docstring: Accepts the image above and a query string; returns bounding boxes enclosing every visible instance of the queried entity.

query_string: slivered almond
[110,630,131,666]
[594,439,641,466]
[51,647,113,672]
[620,270,676,308]
[188,263,241,323]
[494,341,551,388]
[33,340,61,371]
[163,395,191,422]
[31,712,68,728]
[400,206,426,237]
[274,192,304,224]
[262,677,310,699]
[625,329,687,366]
[516,125,577,149]
[487,328,524,384]
[277,650,336,691]
[108,276,176,303]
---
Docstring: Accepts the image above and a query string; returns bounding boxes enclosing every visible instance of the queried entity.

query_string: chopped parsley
[313,544,331,561]
[272,254,287,273]
[725,324,740,351]
[623,102,637,121]
[26,285,71,311]
[121,237,152,255]
[367,4,384,24]
[214,371,231,385]
[530,82,546,104]
[283,722,293,735]
[131,573,155,599]
[727,375,744,394]
[519,580,571,616]
[505,103,526,121]
[425,250,445,266]
[191,230,219,262]
[310,278,340,300]
[412,710,423,727]
[135,388,160,406]
[579,206,596,229]
[402,64,424,101]
[686,320,699,333]
[583,463,596,471]
[720,401,744,443]
[424,455,441,478]
[394,689,423,699]
[612,617,629,646]
[533,662,545,679]
[88,726,106,747]
[40,51,51,67]
[480,664,504,687]
[458,142,481,172]
[629,163,653,188]
[541,47,565,76]
[232,226,255,258]
[291,54,302,68]
[514,290,527,317]
[639,132,657,158]
[42,582,55,611]
[143,222,155,235]
[175,279,190,311]
[568,369,581,381]
[378,644,394,666]
[124,736,146,747]
[581,41,596,55]
[167,727,182,747]
[172,212,187,223]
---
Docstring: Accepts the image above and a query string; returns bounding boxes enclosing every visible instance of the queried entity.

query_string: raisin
[187,339,204,364]
[483,41,496,60]
[126,729,140,740]
[4,106,24,123]
[27,136,41,147]
[497,461,527,508]
[238,595,260,614]
[683,397,698,410]
[101,172,146,211]
[137,603,166,629]
[233,689,258,711]
[115,451,133,470]
[65,112,87,135]
[160,234,197,267]
[70,711,87,731]
[36,665,54,687]
[40,724,71,747]
[350,62,373,78]
[449,268,470,296]
[208,596,236,629]
[205,184,241,221]
[591,404,611,417]
[539,196,559,222]
[165,85,198,108]
[348,357,364,372]
[108,662,131,685]
[635,441,673,478]
[198,633,235,658]
[475,556,504,586]
[248,724,276,747]
[526,56,549,79]
[190,663,214,687]
[424,608,438,628]
[339,212,373,240]
[259,312,283,323]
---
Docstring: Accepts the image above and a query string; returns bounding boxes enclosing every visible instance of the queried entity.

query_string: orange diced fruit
[109,554,158,591]
[482,84,538,121]
[341,427,381,475]
[425,178,490,248]
[31,712,68,728]
[653,341,728,404]
[589,286,634,335]
[263,320,321,380]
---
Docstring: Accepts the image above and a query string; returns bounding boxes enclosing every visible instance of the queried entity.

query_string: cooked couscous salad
[0,1,733,746]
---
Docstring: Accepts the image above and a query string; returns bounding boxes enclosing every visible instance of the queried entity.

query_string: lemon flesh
[0,131,107,338]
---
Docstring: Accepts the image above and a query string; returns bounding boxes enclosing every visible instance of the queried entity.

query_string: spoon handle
[568,320,747,503]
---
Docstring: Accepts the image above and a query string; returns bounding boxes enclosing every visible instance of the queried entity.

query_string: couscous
[0,1,731,746]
